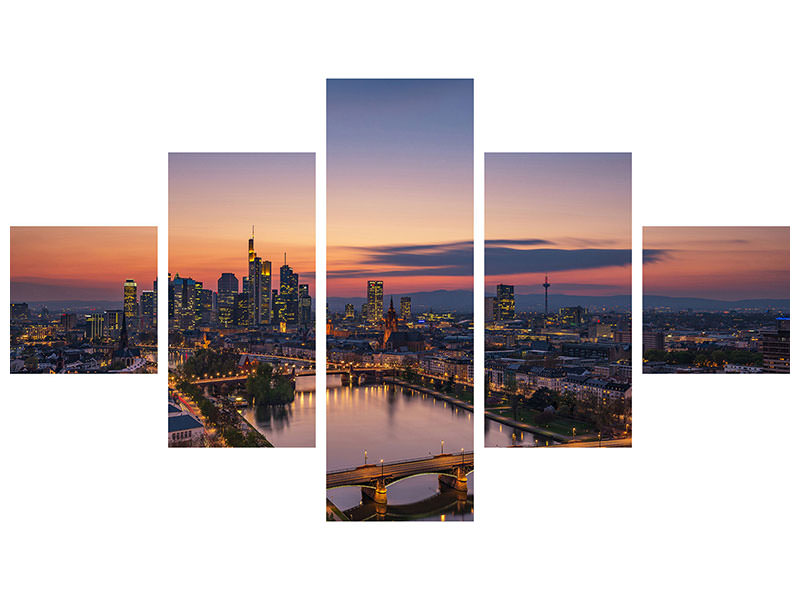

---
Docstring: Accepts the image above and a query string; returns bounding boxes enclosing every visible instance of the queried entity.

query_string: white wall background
[1,2,796,599]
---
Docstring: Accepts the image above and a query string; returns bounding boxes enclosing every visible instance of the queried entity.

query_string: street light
[461,448,465,466]
[380,459,384,477]
[441,440,444,455]
[364,449,367,465]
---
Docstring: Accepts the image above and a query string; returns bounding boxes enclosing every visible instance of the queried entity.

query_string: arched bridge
[327,452,474,505]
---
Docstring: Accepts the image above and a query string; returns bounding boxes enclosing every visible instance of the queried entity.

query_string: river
[326,379,474,521]
[241,375,315,447]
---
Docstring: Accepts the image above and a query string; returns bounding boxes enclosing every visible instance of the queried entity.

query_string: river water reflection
[241,380,315,447]
[327,382,474,521]
[484,417,545,447]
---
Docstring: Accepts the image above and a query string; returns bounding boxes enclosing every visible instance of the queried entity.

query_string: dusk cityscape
[10,227,157,374]
[643,226,790,374]
[168,153,315,448]
[326,79,474,521]
[484,153,633,447]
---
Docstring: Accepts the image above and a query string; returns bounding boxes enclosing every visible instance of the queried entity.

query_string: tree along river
[326,377,474,521]
[240,375,315,447]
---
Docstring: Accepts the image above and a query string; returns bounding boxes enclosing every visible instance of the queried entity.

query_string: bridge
[327,452,473,506]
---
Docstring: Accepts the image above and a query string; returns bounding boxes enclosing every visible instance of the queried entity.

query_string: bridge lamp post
[380,459,384,477]
[441,440,444,455]
[572,427,576,440]
[461,448,464,466]
[364,449,367,465]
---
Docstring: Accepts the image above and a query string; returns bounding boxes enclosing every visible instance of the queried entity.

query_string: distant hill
[643,295,790,311]
[15,300,123,313]
[327,290,632,313]
[514,293,631,311]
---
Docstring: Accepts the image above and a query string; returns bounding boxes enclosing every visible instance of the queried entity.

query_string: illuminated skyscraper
[400,296,411,321]
[86,313,104,340]
[105,309,123,338]
[496,284,515,320]
[140,290,156,329]
[279,256,299,324]
[123,279,138,323]
[247,230,271,326]
[345,303,355,320]
[299,283,312,325]
[367,280,384,325]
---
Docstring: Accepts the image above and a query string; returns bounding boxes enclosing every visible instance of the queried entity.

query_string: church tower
[383,297,398,348]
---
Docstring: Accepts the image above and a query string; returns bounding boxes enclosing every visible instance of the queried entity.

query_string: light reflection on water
[241,390,315,447]
[326,383,474,521]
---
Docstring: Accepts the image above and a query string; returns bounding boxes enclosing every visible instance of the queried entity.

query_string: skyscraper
[496,284,515,320]
[247,230,271,326]
[86,313,104,340]
[367,280,384,325]
[140,290,156,329]
[279,257,299,324]
[344,303,355,320]
[400,296,411,321]
[217,272,239,295]
[299,283,312,325]
[123,279,138,323]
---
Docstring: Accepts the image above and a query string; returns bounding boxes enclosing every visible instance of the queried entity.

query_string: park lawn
[490,406,596,437]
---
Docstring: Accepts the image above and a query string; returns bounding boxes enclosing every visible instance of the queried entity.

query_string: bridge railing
[326,451,474,475]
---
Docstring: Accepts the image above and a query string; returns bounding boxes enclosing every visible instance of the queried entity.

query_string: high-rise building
[169,274,200,331]
[642,329,665,352]
[558,306,585,326]
[140,290,156,329]
[234,292,250,328]
[400,296,411,321]
[361,303,369,322]
[495,284,515,320]
[271,289,280,323]
[299,283,312,325]
[367,280,384,325]
[85,313,104,340]
[60,313,77,332]
[278,258,299,325]
[105,309,124,338]
[217,273,238,295]
[11,303,29,322]
[123,279,138,323]
[217,290,236,328]
[260,260,272,326]
[761,318,790,373]
[344,303,355,320]
[198,287,213,326]
[485,296,497,322]
[247,231,271,326]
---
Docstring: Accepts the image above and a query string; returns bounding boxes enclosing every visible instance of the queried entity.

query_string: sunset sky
[485,153,631,296]
[327,79,473,297]
[644,226,790,300]
[10,227,157,302]
[169,153,315,294]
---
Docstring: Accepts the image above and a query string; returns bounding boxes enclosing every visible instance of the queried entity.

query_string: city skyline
[643,226,790,301]
[10,227,157,302]
[485,153,632,297]
[169,153,315,295]
[327,79,474,297]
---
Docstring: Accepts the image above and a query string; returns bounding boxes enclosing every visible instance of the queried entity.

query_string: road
[327,452,474,488]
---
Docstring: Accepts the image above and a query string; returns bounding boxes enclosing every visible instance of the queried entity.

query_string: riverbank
[484,410,571,442]
[383,378,473,412]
